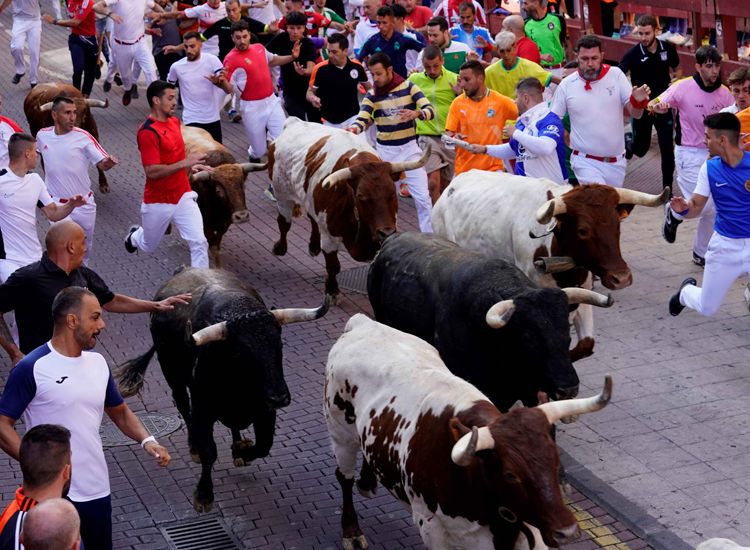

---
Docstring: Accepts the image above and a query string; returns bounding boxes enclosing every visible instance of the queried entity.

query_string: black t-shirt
[0,254,116,353]
[202,15,268,61]
[618,39,680,98]
[266,34,318,98]
[310,59,368,123]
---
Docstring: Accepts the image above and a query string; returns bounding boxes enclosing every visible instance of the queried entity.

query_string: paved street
[0,13,747,550]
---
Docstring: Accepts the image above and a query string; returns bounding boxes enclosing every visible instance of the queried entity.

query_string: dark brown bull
[23,83,109,192]
[182,125,266,268]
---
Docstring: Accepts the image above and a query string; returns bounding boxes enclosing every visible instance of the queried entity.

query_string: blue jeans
[68,33,98,96]
[69,494,112,550]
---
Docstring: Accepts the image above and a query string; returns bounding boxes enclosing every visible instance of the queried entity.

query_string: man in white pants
[2,0,41,87]
[94,0,158,106]
[126,81,210,268]
[669,113,750,318]
[36,97,118,266]
[550,34,650,188]
[346,52,434,232]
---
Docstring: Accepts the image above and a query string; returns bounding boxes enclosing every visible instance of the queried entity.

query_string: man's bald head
[20,498,80,550]
[45,220,85,252]
[502,14,525,34]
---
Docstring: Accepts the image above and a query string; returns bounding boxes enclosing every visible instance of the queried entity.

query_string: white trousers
[10,18,41,84]
[50,197,96,266]
[131,191,209,268]
[570,153,627,188]
[241,95,286,159]
[672,145,714,257]
[377,141,432,233]
[680,233,750,317]
[323,114,359,129]
[110,39,156,90]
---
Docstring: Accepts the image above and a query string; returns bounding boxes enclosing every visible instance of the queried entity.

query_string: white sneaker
[667,33,685,44]
[679,34,693,45]
[657,31,673,41]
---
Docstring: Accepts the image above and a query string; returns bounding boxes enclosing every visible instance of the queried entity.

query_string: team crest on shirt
[394,42,401,50]
[606,86,614,96]
[547,22,555,30]
[487,108,495,117]
[350,69,359,79]
[660,51,668,61]
[745,179,750,192]
[245,58,253,65]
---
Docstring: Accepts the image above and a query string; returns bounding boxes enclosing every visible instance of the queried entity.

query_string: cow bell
[533,256,576,275]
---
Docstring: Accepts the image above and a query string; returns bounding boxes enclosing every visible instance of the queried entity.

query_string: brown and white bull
[431,171,669,361]
[325,314,613,550]
[183,125,266,268]
[23,83,110,192]
[268,118,428,303]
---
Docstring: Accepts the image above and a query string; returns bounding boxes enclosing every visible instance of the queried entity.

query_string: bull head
[485,289,613,329]
[38,98,108,112]
[191,296,331,345]
[320,146,430,190]
[535,187,670,224]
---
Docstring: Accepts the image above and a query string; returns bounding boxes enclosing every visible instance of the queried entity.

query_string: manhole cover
[160,517,242,550]
[100,412,182,447]
[313,265,370,294]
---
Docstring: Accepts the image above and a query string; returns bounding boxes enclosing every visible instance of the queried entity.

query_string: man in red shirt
[42,0,98,97]
[503,15,541,64]
[125,80,210,267]
[279,0,346,34]
[398,0,431,33]
[0,94,24,168]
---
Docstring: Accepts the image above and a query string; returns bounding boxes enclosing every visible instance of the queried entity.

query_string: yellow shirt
[739,107,750,146]
[445,89,518,175]
[485,57,553,100]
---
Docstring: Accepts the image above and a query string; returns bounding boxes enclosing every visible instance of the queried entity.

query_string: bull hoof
[560,482,572,498]
[233,457,247,467]
[189,447,201,464]
[309,242,321,257]
[192,491,214,514]
[356,479,378,498]
[327,291,342,306]
[231,439,255,466]
[343,535,369,550]
[99,183,111,194]
[272,241,287,256]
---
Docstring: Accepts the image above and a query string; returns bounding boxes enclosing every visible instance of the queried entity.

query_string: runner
[522,0,571,83]
[417,16,472,75]
[2,0,42,88]
[484,31,559,100]
[722,67,750,115]
[434,0,486,29]
[356,5,424,79]
[502,14,540,65]
[449,2,493,58]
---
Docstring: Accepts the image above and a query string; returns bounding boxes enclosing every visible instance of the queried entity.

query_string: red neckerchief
[374,72,405,96]
[579,63,611,90]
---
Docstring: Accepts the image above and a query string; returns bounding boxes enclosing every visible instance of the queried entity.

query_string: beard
[61,477,71,498]
[641,37,655,49]
[74,325,98,351]
[581,66,602,81]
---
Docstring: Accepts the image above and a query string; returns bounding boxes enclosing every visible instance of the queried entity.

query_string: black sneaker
[625,132,634,160]
[692,252,705,267]
[662,208,682,244]
[11,73,24,85]
[103,80,112,93]
[669,277,697,316]
[124,225,138,253]
[114,73,122,86]
[130,84,138,99]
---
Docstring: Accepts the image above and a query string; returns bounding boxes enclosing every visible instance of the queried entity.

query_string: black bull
[367,233,614,412]
[115,267,329,513]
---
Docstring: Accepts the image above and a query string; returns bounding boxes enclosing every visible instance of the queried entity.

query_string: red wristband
[630,95,648,109]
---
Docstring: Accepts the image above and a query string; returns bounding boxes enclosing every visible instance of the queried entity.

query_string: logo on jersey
[394,42,401,50]
[487,108,495,118]
[640,57,649,62]
[350,69,359,79]
[56,376,69,384]
[547,22,555,30]
[244,58,253,65]
[3,193,14,198]
[745,179,750,192]
[606,86,614,96]
[660,52,668,61]
[545,125,560,137]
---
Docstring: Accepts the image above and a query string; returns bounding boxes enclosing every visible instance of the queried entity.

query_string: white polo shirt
[248,0,274,25]
[36,127,107,202]
[185,2,227,57]
[167,53,225,124]
[0,118,23,168]
[0,343,125,502]
[12,0,40,20]
[105,0,155,42]
[0,169,53,266]
[550,65,632,158]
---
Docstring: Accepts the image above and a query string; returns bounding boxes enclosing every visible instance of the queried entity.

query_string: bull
[368,232,614,412]
[268,117,428,303]
[431,171,669,361]
[23,83,110,192]
[325,314,613,550]
[115,267,329,513]
[182,125,267,268]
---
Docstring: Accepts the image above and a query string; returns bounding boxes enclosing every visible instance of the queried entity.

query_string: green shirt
[524,13,566,67]
[318,7,344,59]
[485,56,552,100]
[408,66,458,135]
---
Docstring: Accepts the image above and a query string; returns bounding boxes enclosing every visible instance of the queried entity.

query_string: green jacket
[408,67,458,135]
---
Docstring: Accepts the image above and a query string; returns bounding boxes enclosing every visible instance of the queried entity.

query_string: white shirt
[105,0,155,42]
[184,2,227,57]
[550,66,632,158]
[12,0,40,20]
[248,0,275,24]
[720,104,739,114]
[0,169,53,265]
[0,343,125,502]
[36,127,107,202]
[0,118,23,168]
[353,18,378,55]
[168,53,225,124]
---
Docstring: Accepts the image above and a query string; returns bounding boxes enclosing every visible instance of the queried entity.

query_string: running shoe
[669,277,696,316]
[398,182,411,197]
[124,225,139,254]
[692,252,705,267]
[131,85,138,99]
[103,80,112,92]
[667,33,684,44]
[264,185,276,202]
[122,88,132,106]
[662,208,682,243]
[11,73,23,85]
[657,31,673,41]
[114,73,122,86]
[625,132,634,159]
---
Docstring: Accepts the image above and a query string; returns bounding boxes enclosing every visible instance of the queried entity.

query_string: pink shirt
[655,76,734,148]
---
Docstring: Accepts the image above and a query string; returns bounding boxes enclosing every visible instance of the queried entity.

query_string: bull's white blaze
[325,314,531,550]
[271,118,380,254]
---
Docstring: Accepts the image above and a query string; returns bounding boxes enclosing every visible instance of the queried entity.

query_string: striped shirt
[351,79,435,146]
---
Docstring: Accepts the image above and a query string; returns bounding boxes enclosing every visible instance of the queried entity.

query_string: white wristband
[141,435,157,449]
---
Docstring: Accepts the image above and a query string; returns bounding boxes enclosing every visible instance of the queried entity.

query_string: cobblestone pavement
[0,13,746,550]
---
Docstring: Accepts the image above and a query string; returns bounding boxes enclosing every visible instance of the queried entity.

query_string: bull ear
[449,417,470,442]
[616,204,635,220]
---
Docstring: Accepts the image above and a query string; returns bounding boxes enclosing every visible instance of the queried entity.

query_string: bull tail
[114,346,157,398]
[292,203,304,218]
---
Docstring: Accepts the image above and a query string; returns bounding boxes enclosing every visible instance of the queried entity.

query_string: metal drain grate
[100,412,182,447]
[160,518,242,550]
[313,265,370,294]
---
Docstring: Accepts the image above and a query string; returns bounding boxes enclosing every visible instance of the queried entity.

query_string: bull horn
[451,426,495,466]
[562,288,614,308]
[534,256,576,275]
[85,98,108,108]
[240,162,267,174]
[192,321,228,346]
[389,144,430,173]
[191,171,211,182]
[486,300,515,328]
[39,101,54,112]
[538,375,613,425]
[529,219,557,239]
[271,295,330,326]
[535,196,566,224]
[321,168,354,190]
[615,187,670,207]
